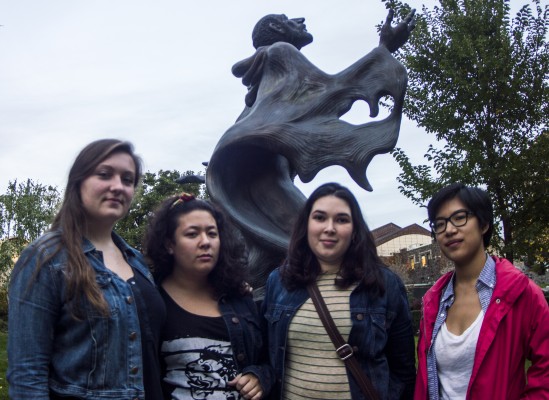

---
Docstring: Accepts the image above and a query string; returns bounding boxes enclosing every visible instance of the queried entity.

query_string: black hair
[427,183,494,247]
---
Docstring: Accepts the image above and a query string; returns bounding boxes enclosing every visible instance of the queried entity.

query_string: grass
[0,330,7,399]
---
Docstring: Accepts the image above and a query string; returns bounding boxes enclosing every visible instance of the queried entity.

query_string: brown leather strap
[307,282,380,400]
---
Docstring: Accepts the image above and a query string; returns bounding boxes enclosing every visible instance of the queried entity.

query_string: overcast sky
[0,0,480,230]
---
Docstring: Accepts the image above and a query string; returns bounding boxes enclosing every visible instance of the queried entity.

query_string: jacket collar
[81,232,136,259]
[422,270,452,314]
[490,256,528,305]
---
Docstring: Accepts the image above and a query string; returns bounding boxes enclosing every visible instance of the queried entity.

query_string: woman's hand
[228,373,263,400]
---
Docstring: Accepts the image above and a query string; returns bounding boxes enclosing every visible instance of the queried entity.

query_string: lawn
[0,331,7,399]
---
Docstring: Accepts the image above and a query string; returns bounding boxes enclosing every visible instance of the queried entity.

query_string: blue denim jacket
[8,231,157,400]
[218,293,275,397]
[262,267,416,400]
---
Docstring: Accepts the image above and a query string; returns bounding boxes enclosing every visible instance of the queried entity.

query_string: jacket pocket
[242,313,263,350]
[368,312,387,357]
[84,272,121,318]
[264,306,285,361]
[264,305,284,324]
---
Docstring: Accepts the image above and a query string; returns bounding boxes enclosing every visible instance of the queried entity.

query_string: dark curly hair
[143,195,250,298]
[281,182,385,296]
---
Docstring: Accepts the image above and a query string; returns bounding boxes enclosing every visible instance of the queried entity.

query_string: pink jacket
[414,257,549,399]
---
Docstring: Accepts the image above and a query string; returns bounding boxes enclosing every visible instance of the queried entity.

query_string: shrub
[0,287,7,318]
[411,310,421,336]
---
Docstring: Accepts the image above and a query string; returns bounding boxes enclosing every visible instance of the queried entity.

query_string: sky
[0,0,486,230]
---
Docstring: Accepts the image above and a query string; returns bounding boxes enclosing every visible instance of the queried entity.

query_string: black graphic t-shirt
[159,288,242,400]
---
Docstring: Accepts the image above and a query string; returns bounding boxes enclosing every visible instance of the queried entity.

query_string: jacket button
[130,366,139,374]
[356,313,364,321]
[496,298,501,304]
[232,317,239,324]
[237,353,246,362]
[352,346,358,352]
[129,332,137,340]
[126,296,133,304]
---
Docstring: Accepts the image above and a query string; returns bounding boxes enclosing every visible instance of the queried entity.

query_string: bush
[0,287,7,333]
[0,287,7,318]
[410,297,422,311]
[411,310,421,336]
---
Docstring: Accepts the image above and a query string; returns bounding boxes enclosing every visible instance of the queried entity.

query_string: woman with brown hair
[262,182,415,399]
[8,139,166,399]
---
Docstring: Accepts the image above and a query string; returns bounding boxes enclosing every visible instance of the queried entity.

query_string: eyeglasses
[430,210,474,234]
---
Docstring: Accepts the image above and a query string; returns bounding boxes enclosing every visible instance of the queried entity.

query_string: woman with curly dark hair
[262,182,416,399]
[144,194,274,400]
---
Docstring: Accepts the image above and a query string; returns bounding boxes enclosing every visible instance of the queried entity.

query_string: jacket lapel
[468,257,527,388]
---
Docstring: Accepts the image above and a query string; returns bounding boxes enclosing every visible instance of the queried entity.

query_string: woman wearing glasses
[414,183,549,399]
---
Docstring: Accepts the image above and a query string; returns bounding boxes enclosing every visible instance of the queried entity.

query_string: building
[372,223,452,284]
[372,223,432,267]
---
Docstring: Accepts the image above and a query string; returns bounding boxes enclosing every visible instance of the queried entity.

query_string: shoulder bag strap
[307,282,380,400]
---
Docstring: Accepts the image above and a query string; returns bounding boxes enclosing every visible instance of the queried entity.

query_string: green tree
[509,132,548,271]
[0,179,60,284]
[116,170,206,250]
[383,0,548,264]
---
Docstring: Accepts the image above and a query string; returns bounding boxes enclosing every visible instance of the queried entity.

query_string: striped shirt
[283,273,356,400]
[427,255,496,400]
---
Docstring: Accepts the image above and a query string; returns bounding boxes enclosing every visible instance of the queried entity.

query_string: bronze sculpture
[206,10,416,294]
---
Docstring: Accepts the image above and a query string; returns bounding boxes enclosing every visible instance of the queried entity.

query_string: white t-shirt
[434,310,484,399]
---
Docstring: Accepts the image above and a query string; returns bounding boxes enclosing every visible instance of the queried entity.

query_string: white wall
[377,234,432,257]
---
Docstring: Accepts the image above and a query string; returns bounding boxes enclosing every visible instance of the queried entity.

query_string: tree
[509,132,548,271]
[0,179,60,284]
[382,0,548,264]
[115,169,206,250]
[0,170,205,283]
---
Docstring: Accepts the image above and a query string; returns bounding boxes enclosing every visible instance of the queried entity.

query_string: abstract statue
[206,10,416,294]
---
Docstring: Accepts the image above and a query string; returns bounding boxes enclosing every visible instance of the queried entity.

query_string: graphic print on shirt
[162,337,242,400]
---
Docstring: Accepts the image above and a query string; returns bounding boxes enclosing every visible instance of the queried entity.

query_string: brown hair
[49,139,142,317]
[282,182,385,296]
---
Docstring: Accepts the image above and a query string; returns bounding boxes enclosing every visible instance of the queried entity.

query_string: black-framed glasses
[430,210,474,234]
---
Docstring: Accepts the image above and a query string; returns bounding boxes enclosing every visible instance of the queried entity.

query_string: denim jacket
[218,293,275,397]
[8,231,157,400]
[262,267,416,400]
